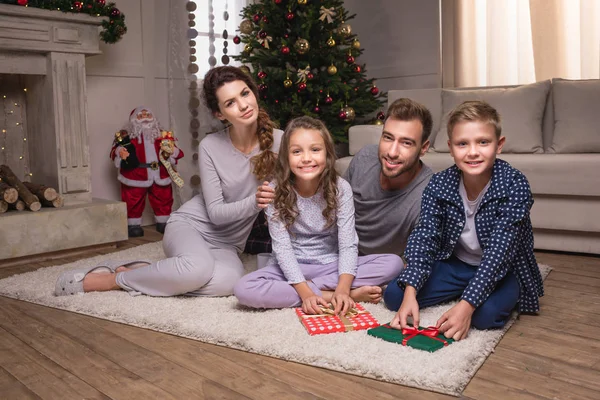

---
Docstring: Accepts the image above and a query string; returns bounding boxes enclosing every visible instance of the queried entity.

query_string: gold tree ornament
[240,66,251,75]
[283,78,293,88]
[327,36,336,47]
[294,38,310,55]
[374,119,384,125]
[297,0,308,5]
[327,64,337,75]
[352,39,361,49]
[338,22,352,37]
[342,106,356,122]
[239,19,254,34]
[244,44,252,53]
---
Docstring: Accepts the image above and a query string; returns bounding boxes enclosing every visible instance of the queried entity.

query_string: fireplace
[0,4,127,261]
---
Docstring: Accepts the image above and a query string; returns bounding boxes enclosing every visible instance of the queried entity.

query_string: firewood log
[40,195,64,208]
[0,181,18,203]
[0,200,7,213]
[0,165,41,212]
[23,182,58,202]
[8,199,25,211]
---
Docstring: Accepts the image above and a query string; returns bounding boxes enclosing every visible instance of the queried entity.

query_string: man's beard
[380,154,420,179]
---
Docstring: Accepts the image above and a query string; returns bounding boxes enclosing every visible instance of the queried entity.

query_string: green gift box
[367,324,454,352]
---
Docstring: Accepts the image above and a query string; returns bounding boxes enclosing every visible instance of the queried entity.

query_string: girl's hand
[302,295,329,315]
[331,291,355,316]
[255,181,275,209]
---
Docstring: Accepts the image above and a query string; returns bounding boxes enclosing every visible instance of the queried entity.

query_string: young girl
[55,66,283,297]
[234,116,403,315]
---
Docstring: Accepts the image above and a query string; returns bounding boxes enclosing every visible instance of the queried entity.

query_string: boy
[383,101,544,341]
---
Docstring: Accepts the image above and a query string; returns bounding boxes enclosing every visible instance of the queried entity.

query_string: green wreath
[1,0,127,44]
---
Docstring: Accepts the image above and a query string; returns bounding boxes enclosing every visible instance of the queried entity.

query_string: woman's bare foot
[350,286,382,304]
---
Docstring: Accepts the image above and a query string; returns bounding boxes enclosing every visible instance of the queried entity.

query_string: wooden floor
[0,227,598,400]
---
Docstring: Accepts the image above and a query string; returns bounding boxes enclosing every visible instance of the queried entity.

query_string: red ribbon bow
[400,326,449,346]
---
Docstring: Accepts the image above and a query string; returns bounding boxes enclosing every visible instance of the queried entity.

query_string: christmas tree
[232,0,386,143]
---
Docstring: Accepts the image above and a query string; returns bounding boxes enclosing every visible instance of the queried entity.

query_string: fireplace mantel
[0,4,127,261]
[0,3,105,204]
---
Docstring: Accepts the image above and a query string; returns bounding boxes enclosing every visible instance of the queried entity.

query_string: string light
[0,76,30,180]
[17,93,30,180]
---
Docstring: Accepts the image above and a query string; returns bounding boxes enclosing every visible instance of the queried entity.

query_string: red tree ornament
[275,0,282,4]
[313,105,321,113]
[110,8,120,17]
[73,1,83,11]
[285,12,295,21]
[97,0,106,5]
[259,83,268,92]
[371,86,379,95]
[307,72,314,80]
[346,55,355,64]
[377,111,385,120]
[233,36,241,44]
[17,0,28,5]
[257,71,267,79]
[298,82,307,91]
[281,46,290,55]
[258,30,268,39]
[338,110,347,120]
[324,95,333,104]
[253,14,261,23]
[354,65,361,73]
[262,16,269,23]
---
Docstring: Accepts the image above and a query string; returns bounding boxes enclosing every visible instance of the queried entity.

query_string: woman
[55,66,283,297]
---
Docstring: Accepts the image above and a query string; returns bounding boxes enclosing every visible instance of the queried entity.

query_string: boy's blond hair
[446,101,502,139]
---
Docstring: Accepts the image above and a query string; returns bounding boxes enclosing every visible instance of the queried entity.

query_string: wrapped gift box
[296,304,380,336]
[367,324,454,352]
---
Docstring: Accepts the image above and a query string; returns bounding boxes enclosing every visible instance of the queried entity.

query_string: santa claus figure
[110,106,184,237]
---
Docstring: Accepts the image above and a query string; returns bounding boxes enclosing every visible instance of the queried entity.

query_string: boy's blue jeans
[383,256,520,330]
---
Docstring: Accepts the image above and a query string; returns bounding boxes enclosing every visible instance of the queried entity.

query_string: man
[344,98,434,256]
[110,106,184,237]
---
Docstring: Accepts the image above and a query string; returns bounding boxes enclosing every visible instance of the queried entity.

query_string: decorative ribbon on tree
[319,6,336,23]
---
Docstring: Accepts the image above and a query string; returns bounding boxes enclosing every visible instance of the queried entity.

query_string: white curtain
[443,0,600,87]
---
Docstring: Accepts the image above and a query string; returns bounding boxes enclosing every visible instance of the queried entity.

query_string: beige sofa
[336,78,600,255]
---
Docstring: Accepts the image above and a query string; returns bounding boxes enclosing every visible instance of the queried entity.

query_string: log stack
[0,165,63,213]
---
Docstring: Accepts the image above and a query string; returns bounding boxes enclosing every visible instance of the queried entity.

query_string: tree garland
[0,0,127,44]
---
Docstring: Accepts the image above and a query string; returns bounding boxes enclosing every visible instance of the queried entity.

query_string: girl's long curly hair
[202,66,277,181]
[273,116,339,231]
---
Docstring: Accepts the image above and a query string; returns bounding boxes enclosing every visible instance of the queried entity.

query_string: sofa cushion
[549,78,600,153]
[348,125,382,155]
[433,80,550,154]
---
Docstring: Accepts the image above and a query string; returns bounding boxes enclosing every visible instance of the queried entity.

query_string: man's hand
[390,285,420,329]
[118,148,129,160]
[436,300,475,341]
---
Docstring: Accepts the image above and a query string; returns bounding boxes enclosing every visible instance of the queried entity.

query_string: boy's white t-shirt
[454,177,491,266]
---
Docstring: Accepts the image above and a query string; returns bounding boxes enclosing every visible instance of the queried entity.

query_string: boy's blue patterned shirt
[398,159,544,313]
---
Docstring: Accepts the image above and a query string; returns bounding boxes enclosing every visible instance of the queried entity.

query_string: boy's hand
[390,286,420,330]
[301,295,329,315]
[436,300,475,341]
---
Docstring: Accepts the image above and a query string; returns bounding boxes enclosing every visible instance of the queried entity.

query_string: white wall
[343,0,441,95]
[86,0,194,226]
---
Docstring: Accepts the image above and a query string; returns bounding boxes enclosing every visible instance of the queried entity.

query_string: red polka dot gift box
[295,304,380,336]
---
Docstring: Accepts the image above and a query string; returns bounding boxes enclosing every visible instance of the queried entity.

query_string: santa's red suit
[110,106,184,230]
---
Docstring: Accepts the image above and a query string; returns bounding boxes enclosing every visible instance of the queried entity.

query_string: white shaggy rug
[0,242,551,396]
